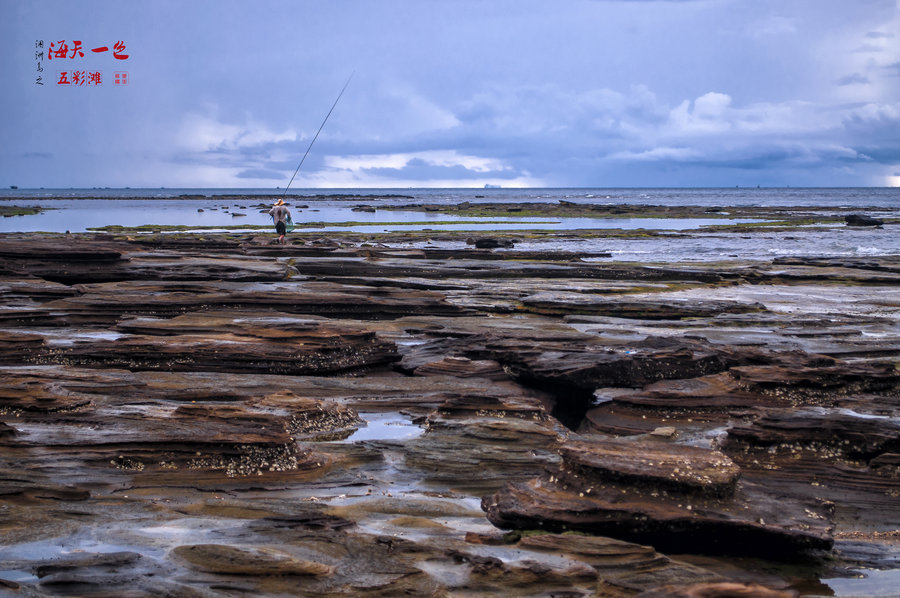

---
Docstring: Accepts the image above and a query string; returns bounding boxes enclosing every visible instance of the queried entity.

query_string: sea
[2,187,898,262]
[3,186,900,207]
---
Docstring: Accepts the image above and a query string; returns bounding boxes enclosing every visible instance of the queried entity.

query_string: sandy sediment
[1,229,899,596]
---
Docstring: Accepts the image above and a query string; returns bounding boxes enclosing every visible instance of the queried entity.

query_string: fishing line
[281,72,354,198]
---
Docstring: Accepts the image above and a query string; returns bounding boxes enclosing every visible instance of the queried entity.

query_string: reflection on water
[337,412,424,443]
[0,569,38,584]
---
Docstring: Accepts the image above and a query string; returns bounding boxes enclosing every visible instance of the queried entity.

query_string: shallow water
[0,196,757,233]
[823,568,900,596]
[391,224,900,262]
[577,226,900,262]
[3,189,898,263]
[0,536,151,561]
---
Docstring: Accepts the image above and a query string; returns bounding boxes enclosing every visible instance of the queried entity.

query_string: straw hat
[273,198,285,206]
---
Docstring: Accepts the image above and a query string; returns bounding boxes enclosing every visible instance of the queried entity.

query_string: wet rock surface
[1,231,899,596]
[845,214,885,227]
[483,436,834,558]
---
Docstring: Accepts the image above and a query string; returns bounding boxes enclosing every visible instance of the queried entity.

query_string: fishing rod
[281,72,354,199]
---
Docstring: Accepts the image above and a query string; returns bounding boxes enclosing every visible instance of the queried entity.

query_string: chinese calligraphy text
[56,71,103,86]
[35,39,44,85]
[48,41,129,60]
[34,39,132,88]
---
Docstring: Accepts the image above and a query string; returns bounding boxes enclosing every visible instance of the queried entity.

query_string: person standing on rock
[268,199,292,245]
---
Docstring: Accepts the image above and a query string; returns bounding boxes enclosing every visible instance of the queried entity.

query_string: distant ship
[9,185,18,189]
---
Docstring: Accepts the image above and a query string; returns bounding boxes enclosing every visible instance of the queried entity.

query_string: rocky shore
[1,229,899,596]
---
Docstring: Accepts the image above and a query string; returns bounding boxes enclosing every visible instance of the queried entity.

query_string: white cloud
[667,93,735,135]
[693,92,732,116]
[326,150,510,174]
[666,94,843,139]
[301,170,544,189]
[455,82,895,180]
[846,101,900,122]
[309,149,542,188]
[177,111,297,152]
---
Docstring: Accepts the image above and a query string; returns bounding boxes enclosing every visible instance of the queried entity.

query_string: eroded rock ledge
[483,436,834,558]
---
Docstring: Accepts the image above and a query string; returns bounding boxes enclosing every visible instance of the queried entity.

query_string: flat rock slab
[483,475,834,558]
[0,331,48,364]
[472,336,735,394]
[730,362,900,401]
[483,436,834,558]
[719,407,900,524]
[605,373,764,410]
[116,310,329,337]
[581,355,900,436]
[172,544,333,576]
[0,277,79,301]
[582,373,764,436]
[635,582,799,598]
[409,356,509,380]
[54,331,397,375]
[561,437,741,496]
[404,393,566,492]
[13,312,401,374]
[33,551,143,578]
[0,364,535,414]
[257,390,362,440]
[0,371,365,482]
[0,238,123,262]
[0,236,290,283]
[31,279,468,323]
[522,292,767,319]
[116,253,292,281]
[515,533,725,591]
[724,407,900,460]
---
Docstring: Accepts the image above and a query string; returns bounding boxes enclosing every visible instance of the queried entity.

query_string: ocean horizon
[3,186,900,209]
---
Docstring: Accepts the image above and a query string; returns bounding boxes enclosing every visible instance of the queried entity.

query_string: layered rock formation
[1,232,898,596]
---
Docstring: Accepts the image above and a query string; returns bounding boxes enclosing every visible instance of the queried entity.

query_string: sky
[2,0,899,188]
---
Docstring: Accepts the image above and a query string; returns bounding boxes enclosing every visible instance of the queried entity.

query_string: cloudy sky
[2,0,899,188]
